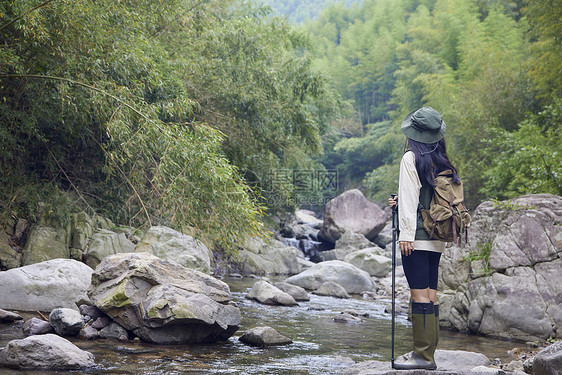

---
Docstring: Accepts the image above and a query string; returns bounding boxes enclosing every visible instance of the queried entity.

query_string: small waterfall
[280,236,323,260]
[278,210,326,261]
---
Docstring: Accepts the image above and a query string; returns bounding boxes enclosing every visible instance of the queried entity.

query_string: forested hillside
[0,0,339,253]
[303,0,561,207]
[0,0,559,255]
[260,0,361,24]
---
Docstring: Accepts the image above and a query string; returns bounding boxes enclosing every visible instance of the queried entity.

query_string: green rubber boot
[393,302,437,370]
[434,304,440,350]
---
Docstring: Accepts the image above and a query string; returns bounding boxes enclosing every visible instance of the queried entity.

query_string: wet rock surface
[88,252,241,344]
[239,326,292,347]
[344,350,492,374]
[284,260,376,294]
[246,280,298,306]
[0,258,93,312]
[0,334,94,369]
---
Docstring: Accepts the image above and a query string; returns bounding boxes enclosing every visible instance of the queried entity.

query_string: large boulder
[319,230,374,261]
[84,229,135,269]
[319,189,387,244]
[439,194,562,341]
[234,236,302,275]
[246,280,298,306]
[0,258,93,311]
[0,334,94,369]
[344,247,391,278]
[525,341,562,375]
[22,225,69,265]
[88,252,240,344]
[284,260,376,294]
[134,226,210,274]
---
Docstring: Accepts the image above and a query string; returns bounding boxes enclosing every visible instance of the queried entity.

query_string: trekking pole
[390,194,397,369]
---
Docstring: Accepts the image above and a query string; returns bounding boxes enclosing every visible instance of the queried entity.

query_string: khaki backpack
[420,170,471,246]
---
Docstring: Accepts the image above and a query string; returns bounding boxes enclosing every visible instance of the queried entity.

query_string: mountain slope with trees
[0,0,339,253]
[303,0,561,207]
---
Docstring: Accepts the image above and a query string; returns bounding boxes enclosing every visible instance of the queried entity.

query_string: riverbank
[0,276,535,374]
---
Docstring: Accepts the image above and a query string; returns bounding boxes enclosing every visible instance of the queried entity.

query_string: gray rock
[134,226,210,274]
[295,210,323,227]
[23,318,53,336]
[234,236,302,275]
[439,194,562,341]
[373,221,393,248]
[246,280,298,306]
[320,231,375,261]
[88,252,240,344]
[69,248,84,261]
[469,366,505,374]
[503,360,524,372]
[466,267,556,341]
[79,304,103,321]
[334,313,361,323]
[239,326,292,347]
[344,248,391,277]
[285,260,376,294]
[0,334,94,369]
[530,341,562,375]
[0,258,93,311]
[0,308,22,322]
[94,215,115,230]
[91,316,111,330]
[22,225,69,265]
[84,229,135,269]
[70,212,95,251]
[99,322,128,341]
[78,325,99,340]
[320,189,387,243]
[49,308,84,336]
[273,281,310,301]
[281,210,322,240]
[343,349,491,374]
[0,231,22,270]
[314,281,350,299]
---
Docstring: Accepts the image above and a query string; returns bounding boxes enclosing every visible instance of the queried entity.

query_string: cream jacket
[398,151,445,253]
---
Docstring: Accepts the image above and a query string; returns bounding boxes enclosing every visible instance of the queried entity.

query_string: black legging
[401,250,441,290]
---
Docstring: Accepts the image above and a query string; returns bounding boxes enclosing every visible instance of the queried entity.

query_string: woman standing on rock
[389,106,461,370]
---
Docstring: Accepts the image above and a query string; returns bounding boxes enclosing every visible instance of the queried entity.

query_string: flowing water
[0,277,524,374]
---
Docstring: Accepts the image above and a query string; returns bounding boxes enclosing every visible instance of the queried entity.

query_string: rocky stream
[0,276,530,374]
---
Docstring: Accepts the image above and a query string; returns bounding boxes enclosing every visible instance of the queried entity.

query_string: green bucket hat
[401,106,446,144]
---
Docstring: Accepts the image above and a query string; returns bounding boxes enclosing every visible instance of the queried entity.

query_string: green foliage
[261,0,362,24]
[363,163,401,204]
[491,198,536,211]
[481,100,562,199]
[464,241,492,275]
[523,0,562,102]
[333,121,402,183]
[302,0,557,208]
[0,0,336,254]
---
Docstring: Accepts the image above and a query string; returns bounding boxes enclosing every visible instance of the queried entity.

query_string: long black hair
[407,138,460,187]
